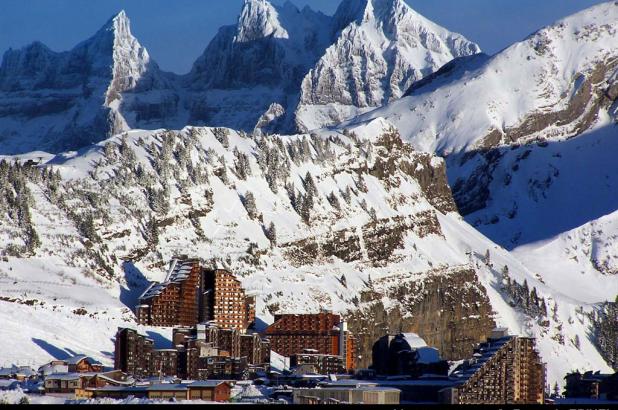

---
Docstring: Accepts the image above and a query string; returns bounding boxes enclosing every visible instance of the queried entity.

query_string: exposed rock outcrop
[347,266,496,368]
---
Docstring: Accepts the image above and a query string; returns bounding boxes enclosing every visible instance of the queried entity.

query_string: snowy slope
[0,119,612,385]
[350,0,618,154]
[345,2,618,259]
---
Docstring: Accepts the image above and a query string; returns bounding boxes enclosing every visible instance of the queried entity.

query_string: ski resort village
[0,0,617,406]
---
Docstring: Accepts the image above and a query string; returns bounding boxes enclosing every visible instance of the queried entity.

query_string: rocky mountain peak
[294,0,481,132]
[235,0,289,43]
[79,10,159,102]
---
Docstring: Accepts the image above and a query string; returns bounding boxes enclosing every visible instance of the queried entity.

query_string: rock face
[347,266,496,369]
[294,0,481,132]
[185,0,333,131]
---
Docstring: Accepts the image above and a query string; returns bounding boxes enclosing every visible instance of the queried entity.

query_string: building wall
[218,328,241,358]
[205,269,248,331]
[188,385,231,402]
[147,390,188,400]
[150,350,178,378]
[292,388,400,405]
[265,313,356,371]
[240,334,259,365]
[291,354,344,374]
[115,328,154,378]
[137,261,251,331]
[177,261,202,326]
[148,284,180,326]
[454,337,545,405]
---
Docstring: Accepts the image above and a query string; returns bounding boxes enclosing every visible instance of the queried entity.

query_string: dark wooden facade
[114,328,178,379]
[265,313,356,371]
[136,259,255,331]
[445,335,545,404]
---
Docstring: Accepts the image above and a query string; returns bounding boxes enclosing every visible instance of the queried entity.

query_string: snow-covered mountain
[187,0,480,134]
[0,11,179,154]
[349,1,618,249]
[0,119,612,384]
[340,3,618,374]
[185,0,334,132]
[294,0,481,132]
[0,0,480,153]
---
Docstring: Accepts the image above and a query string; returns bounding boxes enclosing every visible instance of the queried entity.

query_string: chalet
[39,355,103,376]
[38,360,68,376]
[186,380,232,401]
[44,370,133,394]
[66,356,103,373]
[0,365,37,381]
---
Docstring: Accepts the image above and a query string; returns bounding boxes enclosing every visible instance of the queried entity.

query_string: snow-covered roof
[139,259,200,300]
[95,374,134,386]
[45,372,94,381]
[319,380,378,388]
[146,384,188,391]
[0,366,18,376]
[65,355,102,366]
[0,379,19,386]
[401,333,428,349]
[188,380,230,388]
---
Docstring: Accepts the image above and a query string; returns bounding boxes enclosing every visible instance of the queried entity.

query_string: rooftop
[139,258,201,300]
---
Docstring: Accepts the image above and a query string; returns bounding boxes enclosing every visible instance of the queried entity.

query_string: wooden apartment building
[442,328,546,404]
[265,312,356,372]
[114,328,178,379]
[136,258,255,331]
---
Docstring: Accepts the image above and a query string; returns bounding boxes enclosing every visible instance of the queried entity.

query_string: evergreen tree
[573,334,581,350]
[243,191,258,219]
[341,186,352,205]
[213,128,230,148]
[327,191,341,211]
[265,221,277,245]
[553,382,561,397]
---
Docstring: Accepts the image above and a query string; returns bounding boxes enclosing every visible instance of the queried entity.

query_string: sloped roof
[65,355,102,366]
[139,258,199,300]
[401,333,428,349]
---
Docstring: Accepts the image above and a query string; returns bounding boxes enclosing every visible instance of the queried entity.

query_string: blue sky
[0,0,606,74]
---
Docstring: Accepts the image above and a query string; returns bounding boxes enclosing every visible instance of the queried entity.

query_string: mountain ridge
[0,0,480,153]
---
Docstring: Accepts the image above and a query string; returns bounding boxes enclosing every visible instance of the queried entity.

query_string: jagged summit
[104,10,131,36]
[293,0,481,132]
[0,10,171,153]
[235,0,289,42]
[0,0,482,151]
